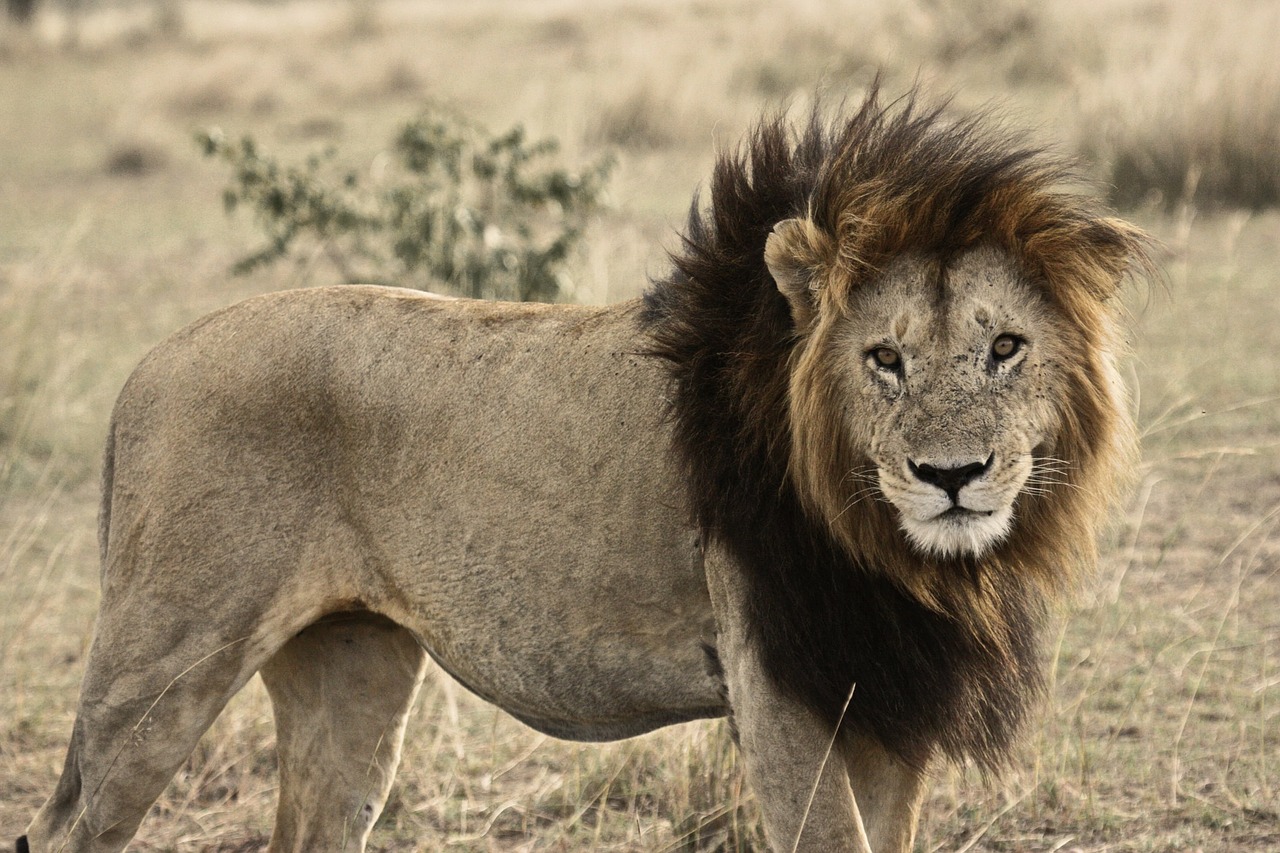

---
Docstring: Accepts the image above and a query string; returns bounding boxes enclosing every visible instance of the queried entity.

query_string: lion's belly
[396,537,723,740]
[361,463,724,740]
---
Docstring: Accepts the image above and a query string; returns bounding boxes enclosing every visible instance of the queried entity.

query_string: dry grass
[1075,4,1280,211]
[2,1,1278,851]
[588,85,682,150]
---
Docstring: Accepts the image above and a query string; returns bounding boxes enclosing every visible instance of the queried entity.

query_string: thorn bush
[198,109,613,302]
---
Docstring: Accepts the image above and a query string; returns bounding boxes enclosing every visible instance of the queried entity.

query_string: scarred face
[836,247,1068,557]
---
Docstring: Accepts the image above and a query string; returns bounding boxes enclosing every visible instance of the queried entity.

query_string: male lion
[19,89,1150,853]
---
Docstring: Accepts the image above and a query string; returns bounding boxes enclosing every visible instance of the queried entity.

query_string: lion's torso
[106,286,723,740]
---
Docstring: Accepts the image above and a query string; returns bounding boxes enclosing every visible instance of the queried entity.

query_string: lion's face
[774,232,1097,562]
[829,247,1069,558]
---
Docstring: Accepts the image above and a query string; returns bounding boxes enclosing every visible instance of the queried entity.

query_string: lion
[18,87,1150,853]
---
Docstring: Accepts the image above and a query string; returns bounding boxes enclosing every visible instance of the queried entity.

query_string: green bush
[199,109,612,302]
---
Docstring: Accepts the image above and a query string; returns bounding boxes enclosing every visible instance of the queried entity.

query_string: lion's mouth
[895,500,1013,558]
[936,506,994,521]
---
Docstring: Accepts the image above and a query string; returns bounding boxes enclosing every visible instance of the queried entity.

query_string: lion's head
[760,98,1150,608]
[781,240,1089,561]
[644,86,1152,770]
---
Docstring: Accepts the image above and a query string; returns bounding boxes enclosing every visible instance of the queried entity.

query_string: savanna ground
[1,0,1278,850]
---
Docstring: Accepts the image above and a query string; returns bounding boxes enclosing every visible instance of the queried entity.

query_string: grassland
[2,0,1278,850]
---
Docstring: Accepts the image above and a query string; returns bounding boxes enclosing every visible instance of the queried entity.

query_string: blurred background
[1,1,1277,850]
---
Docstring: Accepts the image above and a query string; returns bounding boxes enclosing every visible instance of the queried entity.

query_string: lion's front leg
[727,645,874,852]
[706,548,873,853]
[843,733,928,853]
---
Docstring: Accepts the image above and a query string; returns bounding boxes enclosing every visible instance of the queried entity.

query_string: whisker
[840,486,882,505]
[839,465,880,488]
[1024,477,1083,494]
[1022,455,1085,497]
[830,484,887,524]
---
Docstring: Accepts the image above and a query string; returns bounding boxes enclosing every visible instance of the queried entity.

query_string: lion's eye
[870,347,901,370]
[991,334,1022,361]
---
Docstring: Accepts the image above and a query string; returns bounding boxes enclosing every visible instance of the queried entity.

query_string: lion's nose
[908,454,993,502]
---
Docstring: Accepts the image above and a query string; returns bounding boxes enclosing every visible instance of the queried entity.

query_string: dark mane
[641,86,1146,771]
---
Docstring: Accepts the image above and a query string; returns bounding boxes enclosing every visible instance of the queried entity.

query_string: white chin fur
[899,505,1014,558]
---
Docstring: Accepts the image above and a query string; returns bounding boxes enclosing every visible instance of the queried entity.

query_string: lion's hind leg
[259,612,427,853]
[21,593,287,852]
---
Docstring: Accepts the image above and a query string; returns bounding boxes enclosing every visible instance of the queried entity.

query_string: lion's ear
[765,217,829,331]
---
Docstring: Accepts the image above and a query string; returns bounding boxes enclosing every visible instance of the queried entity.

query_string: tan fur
[22,98,1150,853]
